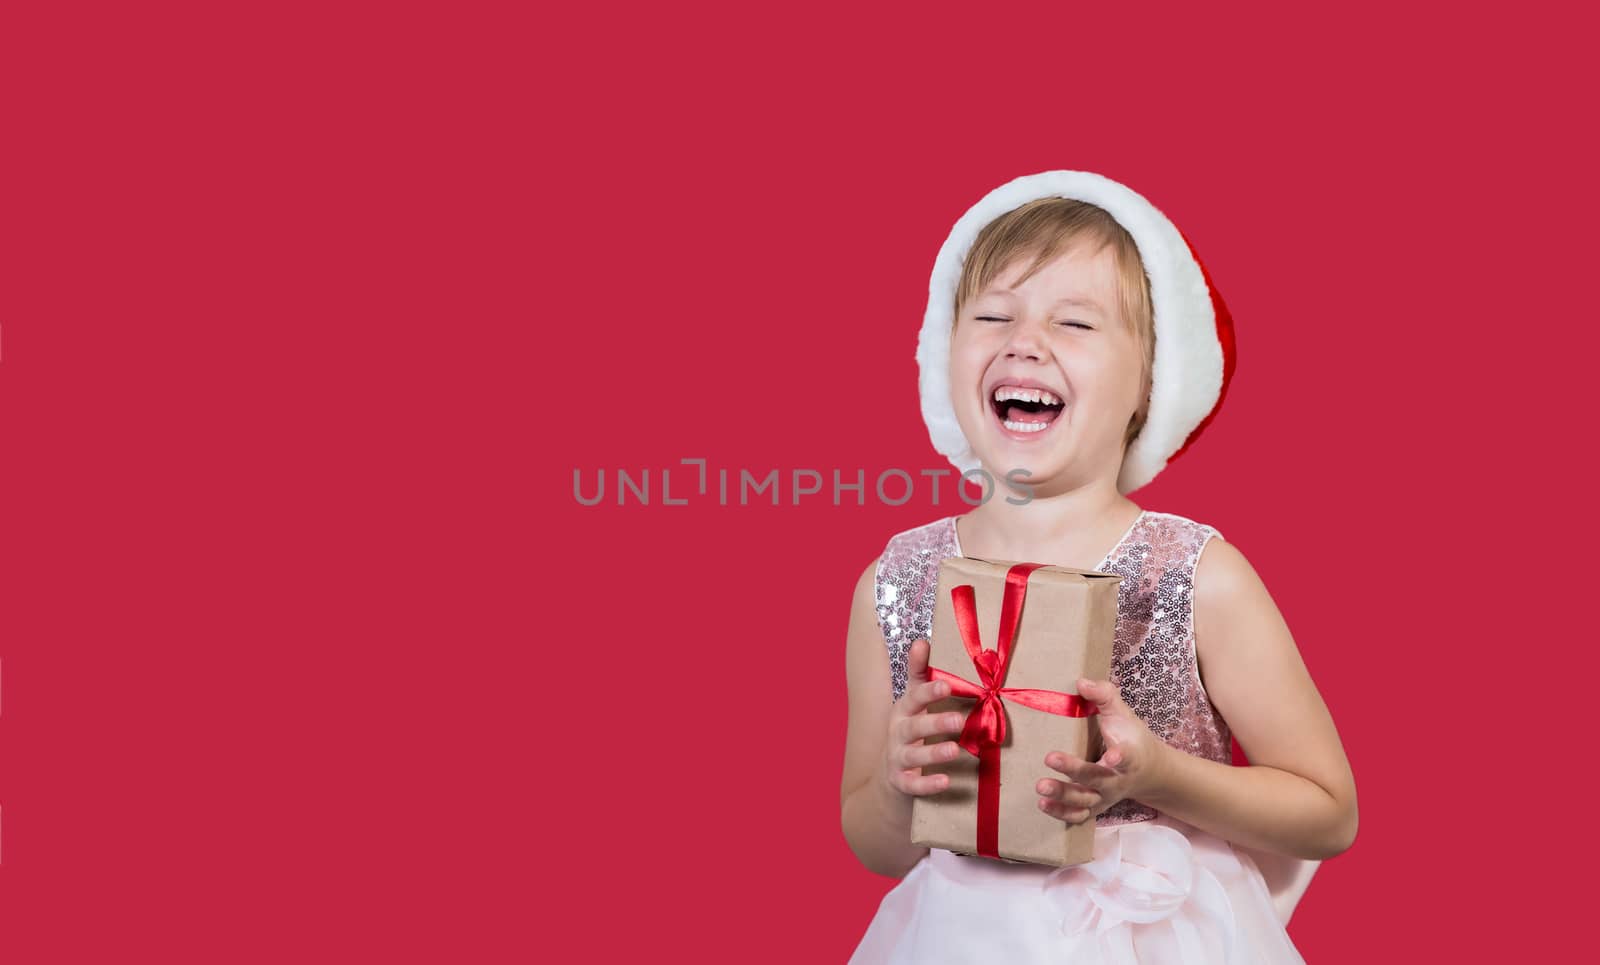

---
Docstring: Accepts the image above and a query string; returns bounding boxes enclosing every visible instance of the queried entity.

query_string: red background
[1,2,1592,960]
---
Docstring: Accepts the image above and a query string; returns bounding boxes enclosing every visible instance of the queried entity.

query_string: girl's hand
[880,638,967,798]
[1035,677,1169,825]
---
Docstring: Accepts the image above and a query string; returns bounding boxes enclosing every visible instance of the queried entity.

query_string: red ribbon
[928,561,1100,859]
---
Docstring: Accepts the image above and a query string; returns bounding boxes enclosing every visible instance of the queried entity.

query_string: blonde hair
[953,197,1156,449]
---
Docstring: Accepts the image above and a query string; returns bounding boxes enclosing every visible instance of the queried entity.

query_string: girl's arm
[839,557,931,879]
[1138,536,1359,861]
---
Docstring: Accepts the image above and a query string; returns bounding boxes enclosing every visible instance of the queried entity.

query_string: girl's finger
[897,769,951,796]
[1037,798,1093,824]
[1077,677,1125,712]
[909,711,966,742]
[905,739,963,769]
[1044,751,1118,783]
[907,639,932,682]
[889,713,960,758]
[899,676,950,718]
[1035,778,1101,807]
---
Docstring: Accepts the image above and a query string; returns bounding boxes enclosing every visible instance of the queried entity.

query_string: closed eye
[976,315,1092,331]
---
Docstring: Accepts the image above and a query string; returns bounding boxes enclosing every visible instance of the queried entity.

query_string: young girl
[840,171,1357,963]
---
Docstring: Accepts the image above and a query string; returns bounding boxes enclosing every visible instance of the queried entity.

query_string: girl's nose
[1003,320,1051,362]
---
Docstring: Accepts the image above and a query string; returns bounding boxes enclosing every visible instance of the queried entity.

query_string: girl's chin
[967,417,1076,482]
[971,442,1070,480]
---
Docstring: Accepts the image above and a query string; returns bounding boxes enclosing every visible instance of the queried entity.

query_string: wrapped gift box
[909,556,1122,867]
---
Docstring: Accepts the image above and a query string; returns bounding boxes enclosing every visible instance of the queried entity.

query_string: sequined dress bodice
[873,510,1232,826]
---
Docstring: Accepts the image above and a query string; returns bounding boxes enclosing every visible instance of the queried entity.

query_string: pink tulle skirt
[850,814,1317,964]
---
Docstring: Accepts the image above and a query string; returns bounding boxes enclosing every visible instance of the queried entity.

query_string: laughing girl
[840,171,1356,963]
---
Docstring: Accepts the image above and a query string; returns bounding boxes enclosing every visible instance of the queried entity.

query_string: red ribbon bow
[927,561,1099,859]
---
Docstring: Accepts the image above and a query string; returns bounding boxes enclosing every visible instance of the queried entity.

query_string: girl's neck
[956,486,1142,569]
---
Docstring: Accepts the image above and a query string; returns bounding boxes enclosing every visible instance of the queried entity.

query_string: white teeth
[1003,419,1050,433]
[992,386,1063,406]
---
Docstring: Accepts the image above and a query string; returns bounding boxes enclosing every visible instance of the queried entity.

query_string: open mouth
[990,385,1066,435]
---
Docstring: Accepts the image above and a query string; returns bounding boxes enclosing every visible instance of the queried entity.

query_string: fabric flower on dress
[1040,821,1243,964]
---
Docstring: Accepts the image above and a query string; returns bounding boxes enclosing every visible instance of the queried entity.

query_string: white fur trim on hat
[917,170,1230,495]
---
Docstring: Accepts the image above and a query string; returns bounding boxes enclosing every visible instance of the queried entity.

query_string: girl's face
[949,243,1144,491]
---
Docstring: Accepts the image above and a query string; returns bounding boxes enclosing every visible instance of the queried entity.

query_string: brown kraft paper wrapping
[909,555,1122,867]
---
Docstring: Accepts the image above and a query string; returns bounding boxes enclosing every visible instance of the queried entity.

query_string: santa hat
[917,170,1236,495]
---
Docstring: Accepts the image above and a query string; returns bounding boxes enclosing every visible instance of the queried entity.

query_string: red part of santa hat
[917,170,1236,494]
